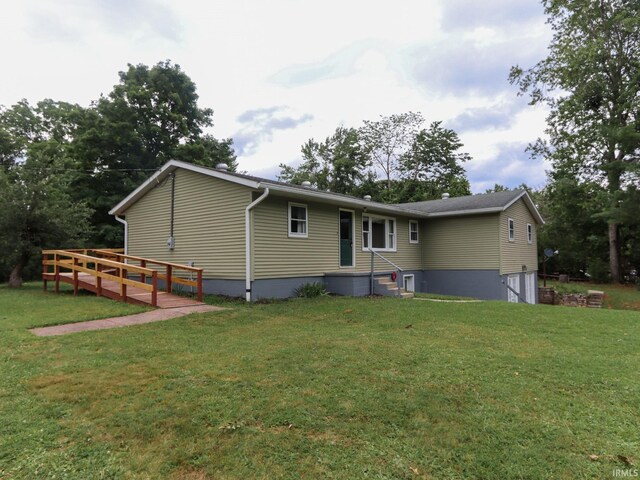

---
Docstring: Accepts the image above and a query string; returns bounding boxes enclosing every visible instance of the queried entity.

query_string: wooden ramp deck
[42,249,205,309]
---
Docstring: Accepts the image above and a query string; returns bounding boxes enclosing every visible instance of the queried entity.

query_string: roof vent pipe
[364,195,372,201]
[215,163,229,171]
[301,181,312,188]
[441,192,450,199]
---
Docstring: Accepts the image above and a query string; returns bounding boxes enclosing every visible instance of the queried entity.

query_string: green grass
[545,280,640,311]
[414,292,476,301]
[1,284,639,479]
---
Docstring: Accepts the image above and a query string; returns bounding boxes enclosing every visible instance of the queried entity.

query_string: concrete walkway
[30,304,224,337]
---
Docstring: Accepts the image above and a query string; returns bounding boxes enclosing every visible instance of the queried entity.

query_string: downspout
[115,215,128,255]
[245,187,270,302]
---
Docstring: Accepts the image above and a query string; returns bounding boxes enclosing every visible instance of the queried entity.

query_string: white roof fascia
[109,160,261,215]
[502,191,545,225]
[263,183,429,218]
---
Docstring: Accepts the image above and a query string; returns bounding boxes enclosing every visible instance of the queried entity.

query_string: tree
[278,127,370,195]
[358,112,424,191]
[510,0,640,282]
[396,121,471,202]
[0,101,92,287]
[73,61,236,246]
[535,173,610,279]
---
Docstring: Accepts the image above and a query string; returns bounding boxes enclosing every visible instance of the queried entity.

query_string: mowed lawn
[1,285,639,479]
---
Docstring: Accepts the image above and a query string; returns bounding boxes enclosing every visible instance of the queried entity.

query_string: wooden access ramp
[42,249,204,309]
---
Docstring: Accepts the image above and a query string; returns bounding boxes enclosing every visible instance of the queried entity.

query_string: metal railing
[368,248,403,297]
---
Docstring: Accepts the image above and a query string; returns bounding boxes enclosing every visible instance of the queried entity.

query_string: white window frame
[527,223,533,244]
[288,202,308,238]
[409,220,419,244]
[362,214,396,252]
[508,218,515,242]
[403,274,415,292]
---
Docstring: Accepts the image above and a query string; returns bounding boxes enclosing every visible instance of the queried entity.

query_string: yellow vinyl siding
[125,169,252,279]
[252,200,423,278]
[499,199,538,274]
[252,197,338,279]
[354,212,423,272]
[422,214,500,270]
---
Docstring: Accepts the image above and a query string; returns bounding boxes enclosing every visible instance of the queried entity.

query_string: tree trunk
[8,258,25,288]
[608,222,621,284]
[607,158,623,284]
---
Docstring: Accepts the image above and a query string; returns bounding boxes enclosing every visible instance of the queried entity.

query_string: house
[109,160,544,302]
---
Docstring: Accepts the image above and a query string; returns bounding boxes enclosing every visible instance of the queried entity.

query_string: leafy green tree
[278,127,369,195]
[484,184,510,194]
[73,61,236,246]
[0,101,92,286]
[358,112,424,191]
[510,0,640,282]
[396,121,471,202]
[535,173,610,279]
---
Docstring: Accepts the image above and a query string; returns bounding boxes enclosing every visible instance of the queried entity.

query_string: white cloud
[0,0,552,191]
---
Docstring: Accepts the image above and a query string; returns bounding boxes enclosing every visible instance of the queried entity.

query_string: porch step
[374,276,414,299]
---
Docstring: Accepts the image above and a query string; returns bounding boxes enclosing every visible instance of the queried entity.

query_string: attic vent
[441,192,450,199]
[301,181,312,188]
[363,195,372,201]
[215,163,229,171]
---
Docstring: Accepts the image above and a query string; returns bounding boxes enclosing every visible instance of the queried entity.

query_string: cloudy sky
[1,0,552,193]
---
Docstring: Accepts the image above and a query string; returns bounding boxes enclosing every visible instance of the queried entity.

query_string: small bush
[294,282,328,298]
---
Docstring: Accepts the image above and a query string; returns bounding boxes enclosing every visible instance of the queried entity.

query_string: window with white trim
[362,215,396,251]
[288,203,308,237]
[508,218,515,242]
[409,220,419,244]
[527,223,533,244]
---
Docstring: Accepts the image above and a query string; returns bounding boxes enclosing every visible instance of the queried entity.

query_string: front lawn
[1,284,639,479]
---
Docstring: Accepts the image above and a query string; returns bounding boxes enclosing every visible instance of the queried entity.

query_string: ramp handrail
[42,250,159,306]
[91,250,203,301]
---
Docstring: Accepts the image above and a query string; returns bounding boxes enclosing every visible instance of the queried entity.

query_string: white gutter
[245,187,270,301]
[114,215,128,255]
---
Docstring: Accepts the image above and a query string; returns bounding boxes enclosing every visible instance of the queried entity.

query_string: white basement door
[507,274,520,303]
[525,272,536,304]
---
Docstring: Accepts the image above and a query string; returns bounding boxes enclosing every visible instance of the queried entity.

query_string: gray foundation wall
[422,269,504,300]
[196,269,536,302]
[251,276,324,300]
[202,279,246,297]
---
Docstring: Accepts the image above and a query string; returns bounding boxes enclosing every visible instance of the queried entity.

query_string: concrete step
[374,276,413,299]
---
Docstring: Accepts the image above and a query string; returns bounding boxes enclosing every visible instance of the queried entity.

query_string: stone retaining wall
[537,288,604,308]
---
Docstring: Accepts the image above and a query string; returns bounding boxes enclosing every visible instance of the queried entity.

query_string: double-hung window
[527,223,533,244]
[409,220,419,244]
[362,215,396,251]
[288,203,308,237]
[508,218,515,242]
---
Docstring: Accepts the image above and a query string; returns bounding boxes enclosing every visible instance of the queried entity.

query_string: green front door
[340,210,354,267]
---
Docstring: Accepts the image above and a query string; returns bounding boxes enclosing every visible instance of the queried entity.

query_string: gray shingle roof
[111,160,543,224]
[397,189,527,214]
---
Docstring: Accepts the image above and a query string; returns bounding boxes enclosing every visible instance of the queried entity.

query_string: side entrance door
[525,272,536,304]
[339,210,354,267]
[507,274,520,303]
